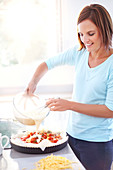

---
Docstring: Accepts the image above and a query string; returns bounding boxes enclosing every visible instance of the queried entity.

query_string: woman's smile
[85,43,93,49]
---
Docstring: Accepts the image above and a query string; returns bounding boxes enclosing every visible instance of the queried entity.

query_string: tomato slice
[48,133,54,137]
[21,134,30,141]
[31,137,37,143]
[21,137,27,141]
[43,134,47,139]
[51,139,58,143]
[48,136,53,141]
[30,132,36,136]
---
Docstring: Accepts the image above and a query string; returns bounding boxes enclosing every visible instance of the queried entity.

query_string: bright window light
[0,0,57,66]
[0,0,62,92]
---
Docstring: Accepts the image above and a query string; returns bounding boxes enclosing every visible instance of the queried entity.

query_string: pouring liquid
[25,108,49,131]
[34,119,44,132]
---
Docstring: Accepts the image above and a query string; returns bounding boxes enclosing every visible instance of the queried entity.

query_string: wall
[61,0,113,50]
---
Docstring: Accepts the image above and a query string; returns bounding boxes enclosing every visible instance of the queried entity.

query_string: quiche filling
[20,130,62,144]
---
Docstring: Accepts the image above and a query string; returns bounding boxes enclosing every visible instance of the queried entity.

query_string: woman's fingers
[46,98,60,106]
[46,98,68,111]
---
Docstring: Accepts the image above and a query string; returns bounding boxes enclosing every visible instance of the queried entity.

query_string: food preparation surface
[0,144,86,170]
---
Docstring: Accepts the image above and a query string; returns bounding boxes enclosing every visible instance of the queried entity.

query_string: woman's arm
[26,46,77,95]
[26,62,48,95]
[46,98,113,118]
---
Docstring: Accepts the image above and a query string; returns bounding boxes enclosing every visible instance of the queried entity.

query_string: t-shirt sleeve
[45,46,80,70]
[105,69,113,111]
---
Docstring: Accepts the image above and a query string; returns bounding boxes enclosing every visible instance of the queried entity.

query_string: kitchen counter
[0,144,86,170]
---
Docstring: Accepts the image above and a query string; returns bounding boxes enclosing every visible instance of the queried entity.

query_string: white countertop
[0,145,86,170]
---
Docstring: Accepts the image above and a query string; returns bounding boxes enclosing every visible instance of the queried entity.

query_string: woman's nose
[81,35,89,43]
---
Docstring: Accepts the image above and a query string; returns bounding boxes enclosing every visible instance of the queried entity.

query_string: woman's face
[78,19,103,53]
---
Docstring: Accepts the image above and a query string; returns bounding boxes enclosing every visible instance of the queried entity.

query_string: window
[0,0,71,95]
[0,0,59,65]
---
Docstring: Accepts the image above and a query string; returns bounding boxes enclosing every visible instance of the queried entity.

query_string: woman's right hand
[26,81,37,95]
[26,62,48,95]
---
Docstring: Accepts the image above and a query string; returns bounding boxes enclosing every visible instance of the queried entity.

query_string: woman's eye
[89,33,95,36]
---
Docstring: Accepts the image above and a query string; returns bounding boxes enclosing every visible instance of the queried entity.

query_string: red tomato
[26,134,30,138]
[51,139,58,143]
[55,135,62,139]
[21,134,30,141]
[30,132,35,136]
[48,137,53,141]
[31,138,37,143]
[21,137,27,141]
[49,133,53,137]
[43,134,47,139]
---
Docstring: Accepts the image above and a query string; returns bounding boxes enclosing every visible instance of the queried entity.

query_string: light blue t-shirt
[45,46,113,142]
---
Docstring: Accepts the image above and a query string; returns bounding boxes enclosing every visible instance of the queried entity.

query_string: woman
[26,4,113,170]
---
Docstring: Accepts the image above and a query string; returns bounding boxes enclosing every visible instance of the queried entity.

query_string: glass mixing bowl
[13,92,50,125]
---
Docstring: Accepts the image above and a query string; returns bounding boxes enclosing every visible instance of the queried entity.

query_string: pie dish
[10,130,68,154]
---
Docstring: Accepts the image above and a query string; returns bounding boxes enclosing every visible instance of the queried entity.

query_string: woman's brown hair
[77,4,113,50]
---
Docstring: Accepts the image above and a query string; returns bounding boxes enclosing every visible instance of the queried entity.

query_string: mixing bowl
[13,92,50,125]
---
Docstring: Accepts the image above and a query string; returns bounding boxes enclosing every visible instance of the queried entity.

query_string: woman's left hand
[46,98,70,111]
